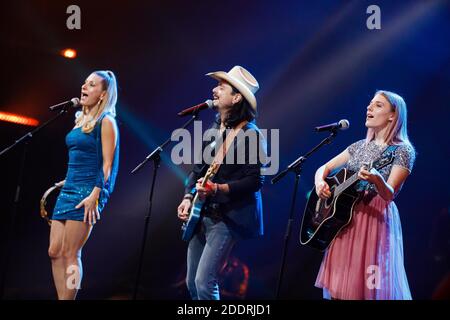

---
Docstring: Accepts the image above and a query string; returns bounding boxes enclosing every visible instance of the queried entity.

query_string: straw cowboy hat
[206,65,259,111]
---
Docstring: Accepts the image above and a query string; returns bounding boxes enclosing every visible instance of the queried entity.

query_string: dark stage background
[1,0,449,300]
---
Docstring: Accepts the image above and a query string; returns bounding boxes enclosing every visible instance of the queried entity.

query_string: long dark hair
[215,85,256,128]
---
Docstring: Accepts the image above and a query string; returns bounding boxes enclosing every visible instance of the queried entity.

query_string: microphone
[177,100,214,117]
[315,119,350,132]
[49,98,80,111]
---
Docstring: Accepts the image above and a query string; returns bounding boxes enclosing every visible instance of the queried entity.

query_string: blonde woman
[48,70,120,300]
[314,90,416,300]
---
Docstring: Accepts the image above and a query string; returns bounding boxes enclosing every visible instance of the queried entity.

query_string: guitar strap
[359,144,399,195]
[209,120,248,173]
[378,144,399,164]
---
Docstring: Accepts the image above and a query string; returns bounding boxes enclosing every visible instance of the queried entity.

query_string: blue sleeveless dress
[52,114,119,221]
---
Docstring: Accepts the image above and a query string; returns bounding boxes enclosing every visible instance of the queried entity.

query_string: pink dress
[315,140,415,300]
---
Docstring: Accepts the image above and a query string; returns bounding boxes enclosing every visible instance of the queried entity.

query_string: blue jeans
[186,216,236,300]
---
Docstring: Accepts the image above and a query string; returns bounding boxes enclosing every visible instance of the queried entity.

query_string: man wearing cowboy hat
[177,65,266,300]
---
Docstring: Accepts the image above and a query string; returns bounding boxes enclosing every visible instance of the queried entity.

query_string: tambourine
[40,181,64,226]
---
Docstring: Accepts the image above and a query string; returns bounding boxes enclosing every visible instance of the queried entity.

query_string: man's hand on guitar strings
[177,199,192,221]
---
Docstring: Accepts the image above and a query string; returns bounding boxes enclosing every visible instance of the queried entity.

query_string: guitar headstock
[372,151,395,171]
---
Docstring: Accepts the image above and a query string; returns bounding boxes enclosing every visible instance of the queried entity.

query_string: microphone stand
[131,111,200,300]
[0,107,71,298]
[271,129,339,299]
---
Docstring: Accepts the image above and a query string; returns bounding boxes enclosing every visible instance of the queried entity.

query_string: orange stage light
[0,111,39,127]
[61,48,77,59]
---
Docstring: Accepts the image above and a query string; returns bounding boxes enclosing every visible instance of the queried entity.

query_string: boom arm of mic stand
[0,108,69,157]
[271,130,338,184]
[130,112,199,174]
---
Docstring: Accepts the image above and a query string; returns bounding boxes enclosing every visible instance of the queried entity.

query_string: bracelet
[183,194,193,201]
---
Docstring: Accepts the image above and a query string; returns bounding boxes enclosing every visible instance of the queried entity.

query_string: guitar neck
[200,178,209,187]
[335,170,359,195]
[199,163,218,188]
[334,154,393,195]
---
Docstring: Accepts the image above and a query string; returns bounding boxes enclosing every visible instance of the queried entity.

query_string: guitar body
[181,195,204,241]
[299,145,396,251]
[300,168,360,251]
[181,163,219,242]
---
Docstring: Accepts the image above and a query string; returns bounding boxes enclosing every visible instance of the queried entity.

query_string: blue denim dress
[52,114,119,221]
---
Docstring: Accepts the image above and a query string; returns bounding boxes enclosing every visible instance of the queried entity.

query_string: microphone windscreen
[339,119,350,130]
[71,97,80,107]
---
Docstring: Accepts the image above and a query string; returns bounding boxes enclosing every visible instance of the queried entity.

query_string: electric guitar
[300,150,396,251]
[182,163,219,241]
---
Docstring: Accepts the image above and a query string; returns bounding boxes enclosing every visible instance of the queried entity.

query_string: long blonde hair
[365,90,414,150]
[76,70,118,133]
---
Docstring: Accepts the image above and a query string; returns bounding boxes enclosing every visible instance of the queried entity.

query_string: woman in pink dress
[314,90,416,300]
